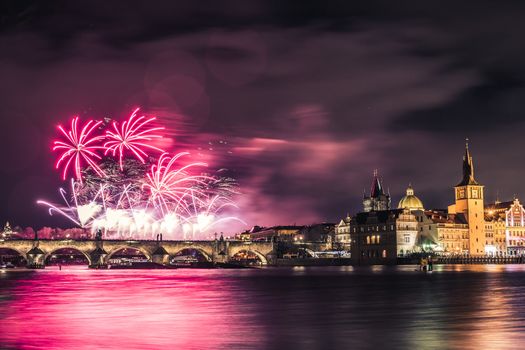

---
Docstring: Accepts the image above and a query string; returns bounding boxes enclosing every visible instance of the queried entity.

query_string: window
[382,250,387,258]
[404,236,410,243]
[366,236,370,244]
[376,235,380,244]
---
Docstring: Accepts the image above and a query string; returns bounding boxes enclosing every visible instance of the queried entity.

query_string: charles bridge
[0,238,276,268]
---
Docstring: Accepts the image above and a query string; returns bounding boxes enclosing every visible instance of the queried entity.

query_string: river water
[1,265,525,350]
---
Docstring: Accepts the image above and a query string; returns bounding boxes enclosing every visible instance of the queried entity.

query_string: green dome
[398,185,424,211]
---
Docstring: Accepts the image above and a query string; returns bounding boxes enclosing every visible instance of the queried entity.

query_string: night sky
[1,1,525,230]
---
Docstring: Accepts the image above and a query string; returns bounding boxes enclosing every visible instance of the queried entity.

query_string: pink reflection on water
[0,267,264,350]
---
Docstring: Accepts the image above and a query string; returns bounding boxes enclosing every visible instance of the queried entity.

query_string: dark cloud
[1,1,525,230]
[391,72,525,132]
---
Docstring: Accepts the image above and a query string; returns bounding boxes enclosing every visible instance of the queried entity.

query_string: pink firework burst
[143,152,210,215]
[53,117,106,181]
[104,108,165,170]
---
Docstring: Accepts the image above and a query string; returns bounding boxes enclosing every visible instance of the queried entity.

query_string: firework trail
[143,152,211,215]
[37,179,102,227]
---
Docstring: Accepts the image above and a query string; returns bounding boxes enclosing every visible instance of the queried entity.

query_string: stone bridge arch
[105,245,153,261]
[0,247,28,261]
[169,246,213,262]
[43,246,92,265]
[228,243,272,265]
[231,249,268,264]
[162,242,215,262]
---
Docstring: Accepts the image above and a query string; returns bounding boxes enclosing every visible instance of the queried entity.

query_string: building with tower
[338,171,419,264]
[416,142,493,256]
[334,140,520,260]
[447,141,486,256]
[362,170,391,212]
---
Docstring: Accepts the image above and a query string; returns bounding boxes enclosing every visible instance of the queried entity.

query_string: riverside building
[485,198,525,256]
[345,172,419,264]
[337,141,516,261]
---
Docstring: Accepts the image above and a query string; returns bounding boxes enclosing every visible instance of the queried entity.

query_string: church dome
[397,184,424,211]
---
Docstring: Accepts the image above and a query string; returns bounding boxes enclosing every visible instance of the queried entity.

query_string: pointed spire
[370,169,384,198]
[457,139,480,186]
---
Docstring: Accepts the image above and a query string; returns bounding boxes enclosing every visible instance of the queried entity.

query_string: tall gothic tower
[363,170,391,212]
[454,141,485,256]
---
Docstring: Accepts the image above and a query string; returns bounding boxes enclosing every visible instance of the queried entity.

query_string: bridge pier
[27,246,45,269]
[151,246,170,265]
[212,240,229,264]
[89,246,108,268]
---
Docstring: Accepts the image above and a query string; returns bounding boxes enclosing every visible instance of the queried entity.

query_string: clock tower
[454,140,485,256]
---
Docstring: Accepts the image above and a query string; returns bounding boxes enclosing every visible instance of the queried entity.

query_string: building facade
[415,210,468,255]
[334,214,351,247]
[244,225,303,242]
[484,200,511,256]
[349,208,419,264]
[505,198,525,256]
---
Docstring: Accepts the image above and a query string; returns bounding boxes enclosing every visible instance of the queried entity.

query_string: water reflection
[0,268,264,350]
[0,265,524,350]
